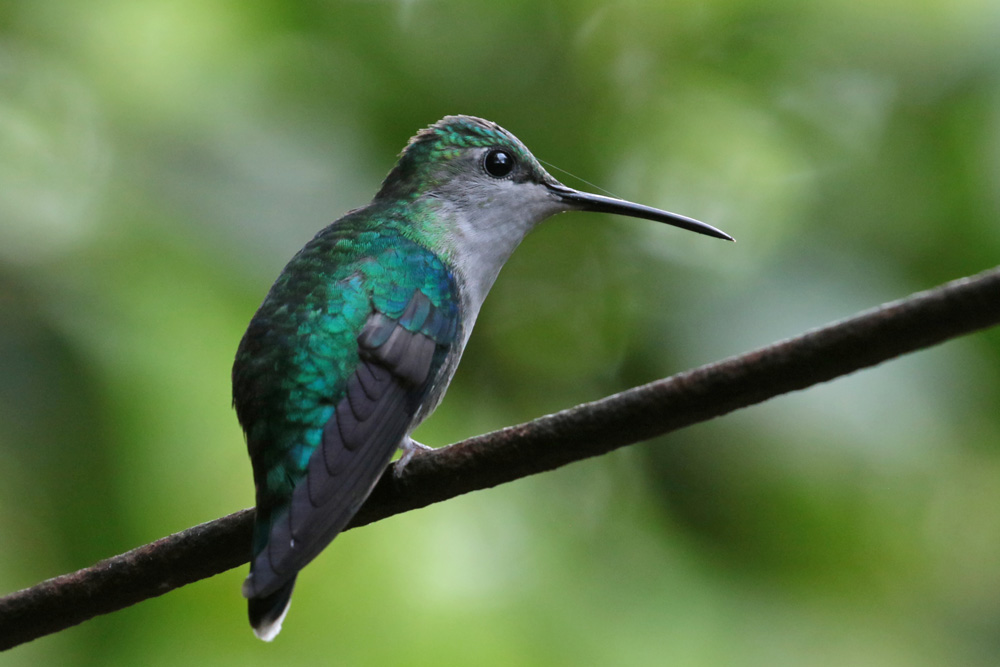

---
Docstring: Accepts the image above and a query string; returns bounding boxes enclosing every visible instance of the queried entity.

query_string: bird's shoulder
[232,210,460,433]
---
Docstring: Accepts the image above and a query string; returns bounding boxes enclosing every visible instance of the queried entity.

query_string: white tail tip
[252,599,290,642]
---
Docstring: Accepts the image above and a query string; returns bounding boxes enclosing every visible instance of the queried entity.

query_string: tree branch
[3,265,1000,650]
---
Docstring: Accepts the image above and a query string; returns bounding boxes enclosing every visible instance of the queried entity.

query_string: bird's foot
[394,437,433,477]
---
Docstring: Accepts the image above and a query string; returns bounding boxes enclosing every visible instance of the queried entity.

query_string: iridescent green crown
[377,115,533,198]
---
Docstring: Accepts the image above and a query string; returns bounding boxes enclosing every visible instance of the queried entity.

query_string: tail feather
[248,577,296,642]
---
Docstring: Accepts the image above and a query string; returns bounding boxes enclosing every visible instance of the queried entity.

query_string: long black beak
[547,183,734,242]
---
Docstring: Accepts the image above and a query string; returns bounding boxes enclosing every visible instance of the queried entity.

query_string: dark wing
[244,289,457,599]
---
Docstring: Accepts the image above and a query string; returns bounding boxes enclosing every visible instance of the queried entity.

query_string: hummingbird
[232,115,732,641]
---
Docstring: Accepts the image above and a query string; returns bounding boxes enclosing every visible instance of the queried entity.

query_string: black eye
[483,148,515,178]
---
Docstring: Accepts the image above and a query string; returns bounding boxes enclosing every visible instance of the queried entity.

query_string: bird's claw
[394,437,433,477]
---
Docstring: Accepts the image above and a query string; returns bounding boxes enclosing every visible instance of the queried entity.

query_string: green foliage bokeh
[2,1,1000,664]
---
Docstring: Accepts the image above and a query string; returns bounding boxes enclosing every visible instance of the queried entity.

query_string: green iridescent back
[233,206,460,557]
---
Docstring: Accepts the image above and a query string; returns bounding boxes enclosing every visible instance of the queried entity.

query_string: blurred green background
[2,0,1000,664]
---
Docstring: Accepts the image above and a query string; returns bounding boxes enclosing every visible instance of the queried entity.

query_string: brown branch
[2,265,1000,650]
